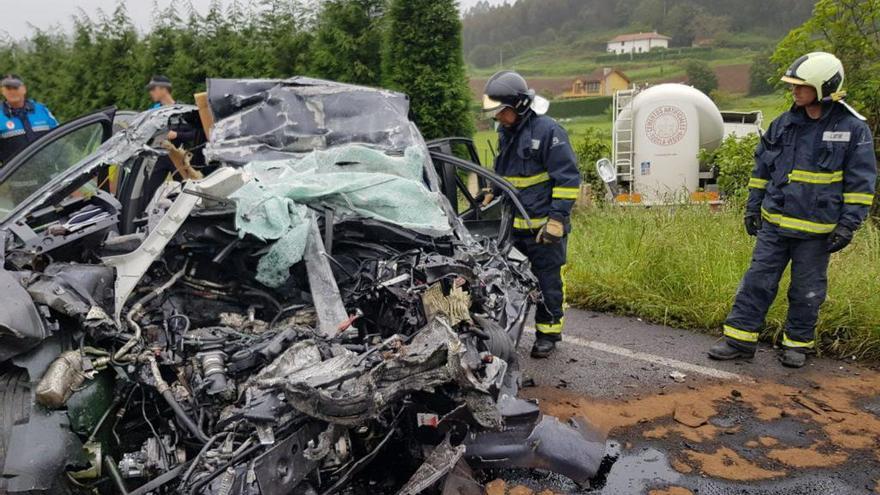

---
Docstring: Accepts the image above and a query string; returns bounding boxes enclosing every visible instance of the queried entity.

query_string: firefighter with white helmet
[709,52,877,367]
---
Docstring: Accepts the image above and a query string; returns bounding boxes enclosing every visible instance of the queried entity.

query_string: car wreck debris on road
[0,78,607,494]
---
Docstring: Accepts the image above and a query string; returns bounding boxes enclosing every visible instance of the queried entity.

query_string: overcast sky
[1,0,501,40]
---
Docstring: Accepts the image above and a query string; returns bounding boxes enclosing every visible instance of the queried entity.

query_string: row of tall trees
[0,0,473,139]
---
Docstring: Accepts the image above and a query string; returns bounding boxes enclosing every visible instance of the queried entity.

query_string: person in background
[147,75,176,110]
[142,75,199,207]
[0,74,58,165]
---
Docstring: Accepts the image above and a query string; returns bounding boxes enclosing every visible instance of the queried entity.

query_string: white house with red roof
[606,32,671,55]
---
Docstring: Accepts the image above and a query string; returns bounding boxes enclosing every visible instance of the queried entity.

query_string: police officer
[147,75,176,110]
[0,74,58,165]
[708,52,877,368]
[142,75,199,207]
[482,71,581,358]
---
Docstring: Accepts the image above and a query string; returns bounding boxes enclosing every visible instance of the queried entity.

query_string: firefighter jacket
[746,101,877,237]
[494,111,581,232]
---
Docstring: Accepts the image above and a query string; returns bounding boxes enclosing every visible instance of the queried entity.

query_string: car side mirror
[595,158,619,198]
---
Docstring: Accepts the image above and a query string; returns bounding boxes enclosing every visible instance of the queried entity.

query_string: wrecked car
[0,77,605,494]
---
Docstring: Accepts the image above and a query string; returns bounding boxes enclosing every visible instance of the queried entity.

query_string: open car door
[427,137,507,238]
[0,107,116,221]
[428,137,534,248]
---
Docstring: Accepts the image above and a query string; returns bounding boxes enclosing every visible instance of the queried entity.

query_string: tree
[748,50,776,95]
[310,0,384,85]
[382,0,474,140]
[467,44,498,69]
[664,3,702,47]
[772,0,880,216]
[685,60,717,95]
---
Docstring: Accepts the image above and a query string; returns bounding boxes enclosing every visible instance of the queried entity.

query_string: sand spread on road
[648,487,693,495]
[521,369,880,482]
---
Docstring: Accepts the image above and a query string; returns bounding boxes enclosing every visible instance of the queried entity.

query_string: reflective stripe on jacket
[494,112,581,231]
[0,99,59,164]
[746,102,877,237]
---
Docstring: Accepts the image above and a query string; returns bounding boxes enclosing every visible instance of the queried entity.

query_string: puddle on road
[492,368,880,494]
[493,443,683,494]
[597,445,681,494]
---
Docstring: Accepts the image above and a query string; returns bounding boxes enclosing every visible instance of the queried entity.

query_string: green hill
[462,0,811,92]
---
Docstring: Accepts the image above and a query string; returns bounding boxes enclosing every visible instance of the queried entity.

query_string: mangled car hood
[0,77,606,495]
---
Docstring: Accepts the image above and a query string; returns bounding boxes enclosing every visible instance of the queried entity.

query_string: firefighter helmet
[482,71,535,117]
[780,52,845,102]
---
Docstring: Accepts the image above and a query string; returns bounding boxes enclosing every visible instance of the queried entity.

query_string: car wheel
[0,367,31,472]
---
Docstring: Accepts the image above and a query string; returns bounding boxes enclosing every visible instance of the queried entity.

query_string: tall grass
[565,205,880,360]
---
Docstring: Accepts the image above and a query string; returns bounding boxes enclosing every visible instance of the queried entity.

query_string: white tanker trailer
[603,83,728,205]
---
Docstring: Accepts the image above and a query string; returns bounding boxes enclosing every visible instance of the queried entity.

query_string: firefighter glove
[536,218,565,244]
[744,212,762,236]
[826,225,853,253]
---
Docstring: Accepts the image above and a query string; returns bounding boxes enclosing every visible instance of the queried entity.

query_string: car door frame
[0,107,116,186]
[427,137,534,248]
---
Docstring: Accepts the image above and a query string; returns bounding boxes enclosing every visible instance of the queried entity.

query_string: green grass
[722,93,788,122]
[469,43,760,79]
[564,205,880,360]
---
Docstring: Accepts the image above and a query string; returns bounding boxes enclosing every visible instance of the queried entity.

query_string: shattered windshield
[233,144,453,287]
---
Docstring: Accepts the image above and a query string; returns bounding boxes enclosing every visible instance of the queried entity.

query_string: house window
[586,82,600,93]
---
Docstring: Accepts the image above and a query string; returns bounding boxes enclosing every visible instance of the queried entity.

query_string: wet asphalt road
[517,310,863,398]
[502,309,880,495]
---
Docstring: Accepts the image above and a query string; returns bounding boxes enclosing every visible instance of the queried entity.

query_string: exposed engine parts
[0,78,607,495]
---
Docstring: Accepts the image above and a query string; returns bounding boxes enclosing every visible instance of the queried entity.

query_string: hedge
[547,97,612,119]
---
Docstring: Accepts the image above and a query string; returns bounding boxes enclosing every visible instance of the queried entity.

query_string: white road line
[527,329,748,382]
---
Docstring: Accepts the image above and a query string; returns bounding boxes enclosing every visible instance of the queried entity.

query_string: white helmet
[780,51,845,102]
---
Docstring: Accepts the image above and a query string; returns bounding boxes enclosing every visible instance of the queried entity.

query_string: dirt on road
[510,367,880,493]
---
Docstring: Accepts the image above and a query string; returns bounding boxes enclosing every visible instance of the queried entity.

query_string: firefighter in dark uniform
[482,71,582,358]
[709,52,877,368]
[0,74,58,166]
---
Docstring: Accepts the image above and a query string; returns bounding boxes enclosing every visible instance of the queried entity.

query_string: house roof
[608,31,671,43]
[579,68,631,84]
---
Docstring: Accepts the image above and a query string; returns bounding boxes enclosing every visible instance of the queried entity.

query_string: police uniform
[722,101,877,352]
[0,99,58,164]
[141,102,200,209]
[494,111,581,340]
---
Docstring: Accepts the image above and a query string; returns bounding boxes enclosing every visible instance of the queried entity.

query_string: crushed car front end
[0,78,605,495]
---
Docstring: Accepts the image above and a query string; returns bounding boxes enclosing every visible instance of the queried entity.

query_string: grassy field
[565,205,880,360]
[468,32,766,78]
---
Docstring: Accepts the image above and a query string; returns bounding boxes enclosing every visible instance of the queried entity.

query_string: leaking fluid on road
[494,441,682,494]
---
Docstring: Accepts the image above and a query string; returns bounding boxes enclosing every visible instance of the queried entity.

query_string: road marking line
[527,329,748,382]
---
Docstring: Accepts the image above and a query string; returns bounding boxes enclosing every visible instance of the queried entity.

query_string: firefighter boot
[708,340,755,361]
[531,334,557,359]
[779,349,807,368]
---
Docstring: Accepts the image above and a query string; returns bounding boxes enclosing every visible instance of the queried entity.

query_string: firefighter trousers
[723,228,830,353]
[513,234,567,341]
